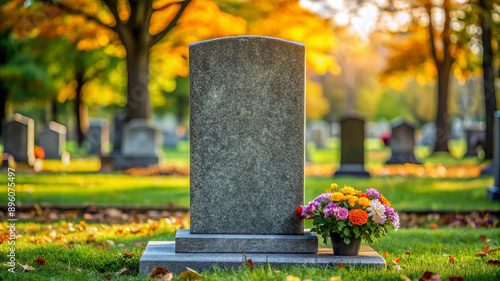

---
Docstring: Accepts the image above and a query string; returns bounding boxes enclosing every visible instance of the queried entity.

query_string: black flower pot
[330,232,361,256]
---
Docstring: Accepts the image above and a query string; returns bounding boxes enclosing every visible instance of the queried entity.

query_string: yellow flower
[380,195,391,207]
[347,195,358,206]
[286,276,301,281]
[330,192,344,202]
[330,277,341,281]
[358,197,370,208]
[341,185,357,196]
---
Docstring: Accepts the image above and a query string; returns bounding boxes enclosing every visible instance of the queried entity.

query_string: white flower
[392,213,400,231]
[367,200,387,224]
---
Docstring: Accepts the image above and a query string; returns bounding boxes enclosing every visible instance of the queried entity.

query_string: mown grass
[1,173,497,212]
[0,223,499,281]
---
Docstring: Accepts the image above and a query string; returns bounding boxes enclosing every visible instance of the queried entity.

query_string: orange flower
[348,209,368,225]
[358,193,370,200]
[380,195,391,207]
[358,197,370,208]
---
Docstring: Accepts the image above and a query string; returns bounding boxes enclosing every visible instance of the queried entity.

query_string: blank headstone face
[189,36,305,235]
[3,114,35,165]
[38,121,67,159]
[466,127,485,155]
[87,121,109,156]
[390,122,415,154]
[122,120,161,157]
[340,117,365,165]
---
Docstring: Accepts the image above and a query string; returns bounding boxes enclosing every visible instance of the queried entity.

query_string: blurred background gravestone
[464,124,485,157]
[334,115,369,177]
[3,113,35,166]
[37,121,67,159]
[87,120,109,156]
[386,119,419,164]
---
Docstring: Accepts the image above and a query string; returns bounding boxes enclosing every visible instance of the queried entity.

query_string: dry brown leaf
[180,267,203,280]
[147,265,169,279]
[18,263,34,272]
[102,274,114,280]
[400,275,411,281]
[162,273,174,281]
[480,235,490,242]
[273,270,280,274]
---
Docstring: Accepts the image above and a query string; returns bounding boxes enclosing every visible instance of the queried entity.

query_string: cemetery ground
[1,141,500,280]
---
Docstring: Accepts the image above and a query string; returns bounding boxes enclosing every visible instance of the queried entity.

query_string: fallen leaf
[429,224,439,229]
[476,245,500,257]
[406,251,412,255]
[162,273,174,281]
[338,264,344,268]
[419,271,441,281]
[487,260,500,265]
[147,265,168,279]
[246,259,254,270]
[18,263,34,272]
[329,277,341,281]
[180,267,203,280]
[394,258,401,263]
[395,265,402,271]
[480,235,490,242]
[400,275,411,281]
[383,252,388,257]
[102,274,114,280]
[449,277,464,281]
[34,257,45,265]
[449,256,455,264]
[76,268,82,272]
[273,270,280,274]
[116,267,129,275]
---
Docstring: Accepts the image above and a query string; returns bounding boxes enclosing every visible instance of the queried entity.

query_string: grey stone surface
[122,119,162,157]
[488,111,500,201]
[386,120,419,164]
[87,120,109,156]
[110,111,126,155]
[3,114,35,166]
[175,229,317,254]
[189,36,305,235]
[418,123,436,147]
[334,115,369,177]
[37,121,67,159]
[140,242,385,274]
[464,126,485,157]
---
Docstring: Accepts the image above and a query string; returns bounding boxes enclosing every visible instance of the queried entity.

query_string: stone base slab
[487,186,500,201]
[386,153,420,165]
[139,241,385,274]
[174,229,318,253]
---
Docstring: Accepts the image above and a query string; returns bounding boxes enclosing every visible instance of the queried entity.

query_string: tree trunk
[433,64,451,153]
[51,100,58,122]
[480,0,497,160]
[74,70,88,147]
[124,42,151,121]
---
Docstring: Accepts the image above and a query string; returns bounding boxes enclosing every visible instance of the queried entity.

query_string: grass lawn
[2,174,498,212]
[0,221,499,281]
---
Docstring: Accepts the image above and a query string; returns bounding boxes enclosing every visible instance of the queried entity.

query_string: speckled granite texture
[189,36,305,234]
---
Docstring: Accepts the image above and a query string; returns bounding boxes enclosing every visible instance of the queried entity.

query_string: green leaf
[343,228,350,237]
[343,237,350,245]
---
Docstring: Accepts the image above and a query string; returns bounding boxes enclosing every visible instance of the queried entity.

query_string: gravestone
[113,119,161,169]
[140,36,384,274]
[464,126,485,157]
[308,121,328,148]
[3,114,35,166]
[334,115,369,177]
[110,111,126,155]
[37,121,67,159]
[488,112,500,201]
[451,118,464,139]
[386,120,419,164]
[87,121,109,156]
[419,123,436,147]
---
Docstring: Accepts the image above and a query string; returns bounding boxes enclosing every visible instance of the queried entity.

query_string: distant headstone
[87,121,109,156]
[386,120,419,164]
[464,126,485,157]
[487,112,500,201]
[37,121,67,159]
[140,36,385,274]
[3,114,35,166]
[308,121,329,148]
[156,115,179,147]
[451,118,464,139]
[334,115,369,177]
[330,123,340,138]
[419,123,436,147]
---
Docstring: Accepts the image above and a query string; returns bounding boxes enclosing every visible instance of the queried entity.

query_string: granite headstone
[334,115,369,177]
[3,114,35,166]
[87,121,109,156]
[464,126,485,157]
[37,121,67,159]
[386,120,419,164]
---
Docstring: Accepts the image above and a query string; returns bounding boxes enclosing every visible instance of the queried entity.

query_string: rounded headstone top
[339,112,366,122]
[189,35,305,49]
[47,121,67,134]
[6,113,34,125]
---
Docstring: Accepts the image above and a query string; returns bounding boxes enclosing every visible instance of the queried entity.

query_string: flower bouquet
[297,183,399,255]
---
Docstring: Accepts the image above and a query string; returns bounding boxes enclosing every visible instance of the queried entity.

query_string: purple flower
[301,201,321,218]
[314,193,332,205]
[323,203,337,218]
[366,188,381,199]
[333,206,349,221]
[385,205,400,230]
